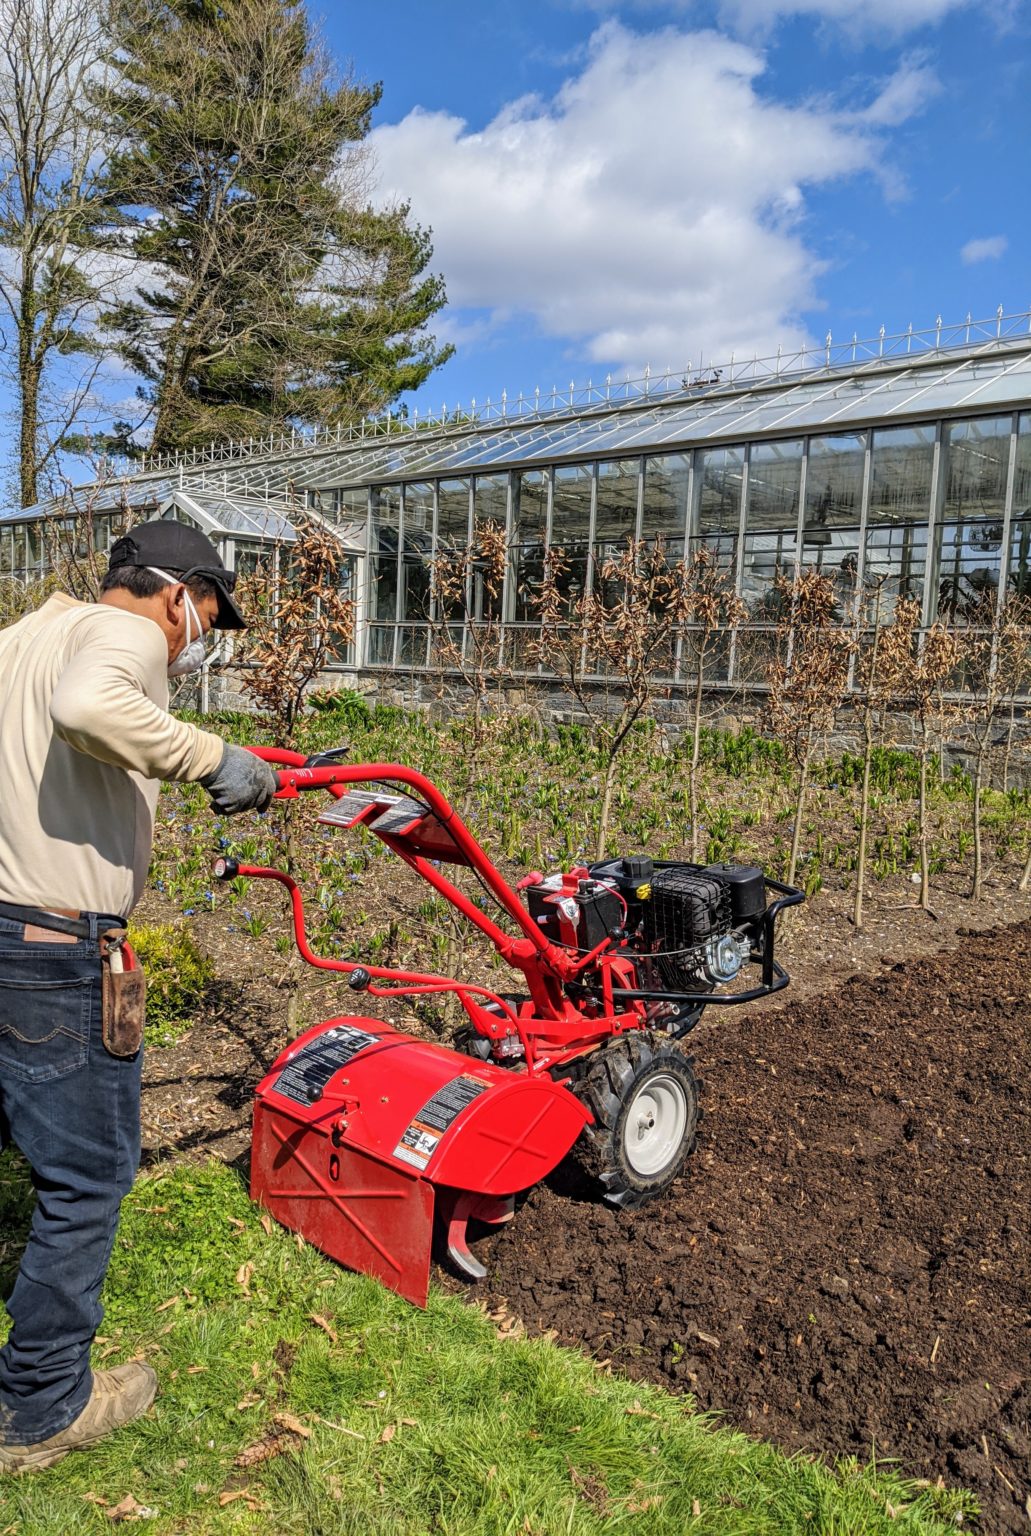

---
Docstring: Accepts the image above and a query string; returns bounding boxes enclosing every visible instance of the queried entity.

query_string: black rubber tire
[566,1032,701,1208]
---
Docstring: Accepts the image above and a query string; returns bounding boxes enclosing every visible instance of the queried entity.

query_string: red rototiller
[214,747,802,1306]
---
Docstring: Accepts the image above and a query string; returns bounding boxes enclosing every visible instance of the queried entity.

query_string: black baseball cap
[108,519,247,630]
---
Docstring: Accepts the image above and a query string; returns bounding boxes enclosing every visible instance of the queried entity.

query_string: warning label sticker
[393,1073,490,1171]
[272,1025,380,1105]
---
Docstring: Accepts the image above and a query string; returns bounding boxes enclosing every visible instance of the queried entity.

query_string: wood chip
[378,1423,396,1443]
[155,1296,179,1313]
[260,1214,274,1237]
[273,1411,311,1439]
[235,1261,254,1295]
[308,1313,338,1344]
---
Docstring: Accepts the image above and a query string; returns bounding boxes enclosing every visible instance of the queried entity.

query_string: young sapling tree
[533,539,693,860]
[428,519,511,809]
[766,569,853,891]
[681,545,747,861]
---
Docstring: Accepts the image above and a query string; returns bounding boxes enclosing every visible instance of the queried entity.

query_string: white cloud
[370,23,935,373]
[571,0,987,40]
[960,234,1009,264]
[715,0,974,35]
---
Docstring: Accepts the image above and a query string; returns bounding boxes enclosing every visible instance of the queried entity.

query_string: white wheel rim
[622,1072,689,1178]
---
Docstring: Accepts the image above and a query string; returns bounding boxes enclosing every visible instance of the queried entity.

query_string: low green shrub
[129,920,216,1047]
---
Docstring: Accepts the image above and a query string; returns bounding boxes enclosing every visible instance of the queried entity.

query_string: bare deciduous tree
[851,578,910,929]
[429,519,511,805]
[888,598,959,915]
[680,546,746,861]
[237,511,355,747]
[533,539,693,860]
[960,595,1031,900]
[767,570,853,891]
[235,509,354,1038]
[0,0,127,506]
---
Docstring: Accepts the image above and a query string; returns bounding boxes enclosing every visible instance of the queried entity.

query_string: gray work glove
[200,744,279,815]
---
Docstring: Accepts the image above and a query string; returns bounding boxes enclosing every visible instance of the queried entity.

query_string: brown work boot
[0,1362,157,1474]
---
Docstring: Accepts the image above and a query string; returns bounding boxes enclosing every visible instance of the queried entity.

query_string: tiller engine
[218,748,802,1306]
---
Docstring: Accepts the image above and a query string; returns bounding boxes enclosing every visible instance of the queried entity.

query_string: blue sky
[322,0,1030,417]
[2,0,1028,499]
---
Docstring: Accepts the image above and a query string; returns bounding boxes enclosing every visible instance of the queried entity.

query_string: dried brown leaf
[104,1494,144,1521]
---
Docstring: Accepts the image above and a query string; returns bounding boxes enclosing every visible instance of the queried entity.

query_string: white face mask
[148,566,208,677]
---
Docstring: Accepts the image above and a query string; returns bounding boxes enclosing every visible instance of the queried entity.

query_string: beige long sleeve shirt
[0,593,225,918]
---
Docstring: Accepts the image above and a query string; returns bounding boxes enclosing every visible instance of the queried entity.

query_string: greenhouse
[3,308,1031,694]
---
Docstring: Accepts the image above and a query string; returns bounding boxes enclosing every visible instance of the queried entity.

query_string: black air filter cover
[642,863,732,990]
[704,862,765,924]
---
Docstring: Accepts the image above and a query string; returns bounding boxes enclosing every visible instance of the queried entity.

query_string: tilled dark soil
[477,921,1031,1534]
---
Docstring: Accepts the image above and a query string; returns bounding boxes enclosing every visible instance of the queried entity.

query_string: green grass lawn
[0,1155,975,1535]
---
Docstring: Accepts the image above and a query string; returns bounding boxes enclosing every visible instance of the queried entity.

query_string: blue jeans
[0,908,142,1445]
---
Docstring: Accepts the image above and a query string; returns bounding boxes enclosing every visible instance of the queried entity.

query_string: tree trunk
[689,663,704,862]
[1002,697,1016,793]
[1020,840,1031,893]
[785,736,811,889]
[918,720,931,911]
[853,706,875,929]
[970,749,985,901]
[18,311,40,507]
[596,750,619,862]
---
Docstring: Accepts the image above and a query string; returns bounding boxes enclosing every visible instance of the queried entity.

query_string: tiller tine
[251,1019,589,1307]
[438,1191,516,1282]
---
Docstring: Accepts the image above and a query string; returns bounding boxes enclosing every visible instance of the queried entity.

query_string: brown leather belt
[0,902,97,940]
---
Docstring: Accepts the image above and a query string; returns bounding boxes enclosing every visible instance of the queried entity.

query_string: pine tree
[99,0,451,453]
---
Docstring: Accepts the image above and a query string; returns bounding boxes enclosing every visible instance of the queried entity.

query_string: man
[0,518,278,1473]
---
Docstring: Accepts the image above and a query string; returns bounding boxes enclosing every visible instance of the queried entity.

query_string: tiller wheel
[219,747,803,1306]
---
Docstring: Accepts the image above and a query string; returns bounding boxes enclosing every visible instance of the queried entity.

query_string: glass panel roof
[3,334,1030,529]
